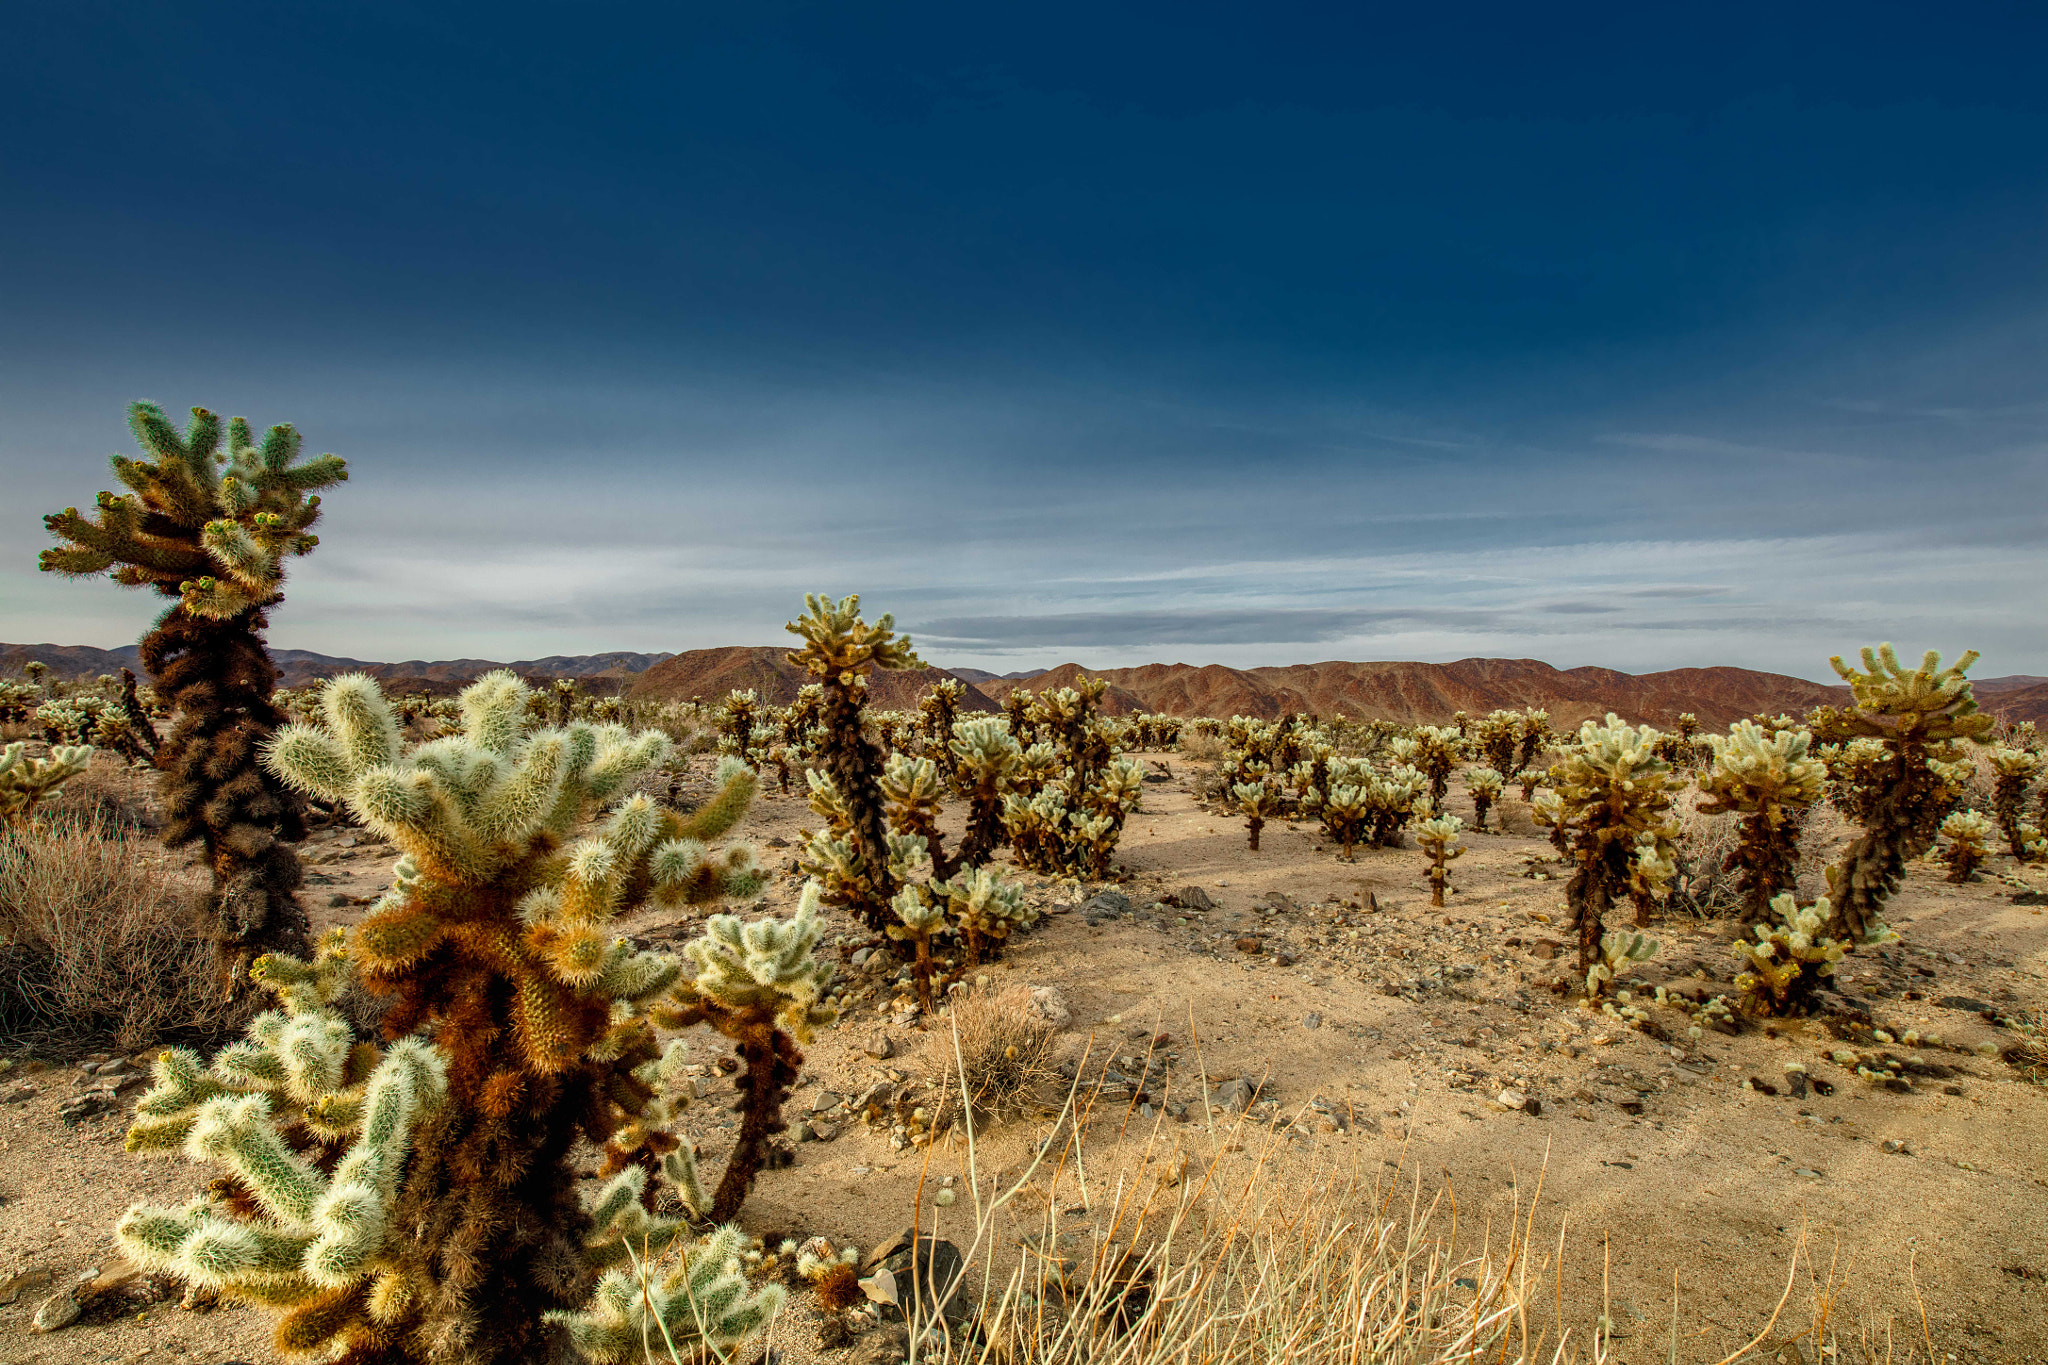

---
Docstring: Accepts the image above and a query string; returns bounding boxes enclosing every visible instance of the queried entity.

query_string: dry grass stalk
[0,812,236,1049]
[927,984,1065,1133]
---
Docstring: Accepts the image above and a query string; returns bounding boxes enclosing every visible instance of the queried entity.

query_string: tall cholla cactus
[1540,715,1681,976]
[1937,810,1995,883]
[789,595,922,933]
[950,716,1022,867]
[1463,766,1503,831]
[1515,708,1552,772]
[1311,781,1371,860]
[0,741,95,829]
[1415,814,1464,907]
[1987,747,2041,860]
[238,669,783,1362]
[1411,725,1461,805]
[40,402,349,990]
[1811,645,1993,940]
[1472,711,1520,776]
[1732,893,1890,1017]
[717,689,762,768]
[1696,720,1826,922]
[917,677,966,781]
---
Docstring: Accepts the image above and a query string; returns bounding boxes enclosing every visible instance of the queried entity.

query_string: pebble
[1302,1012,1321,1029]
[30,1288,81,1333]
[865,1033,894,1060]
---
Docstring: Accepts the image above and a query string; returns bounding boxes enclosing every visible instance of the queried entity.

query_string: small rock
[0,1265,54,1306]
[1496,1088,1528,1110]
[1301,1012,1322,1030]
[1212,1077,1259,1112]
[1882,1139,1910,1154]
[1936,996,1991,1013]
[57,1092,112,1125]
[817,1315,855,1351]
[1168,885,1216,912]
[1272,951,1297,966]
[1234,937,1263,954]
[850,948,873,968]
[1529,941,1560,961]
[0,1083,33,1104]
[1024,986,1071,1029]
[766,836,791,849]
[1794,1168,1823,1179]
[811,1090,844,1113]
[328,893,352,907]
[1083,890,1132,919]
[865,1033,895,1060]
[855,1323,912,1365]
[807,1121,840,1143]
[30,1288,81,1333]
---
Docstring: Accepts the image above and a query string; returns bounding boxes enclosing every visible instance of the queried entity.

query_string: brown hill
[626,646,1000,713]
[978,658,1853,730]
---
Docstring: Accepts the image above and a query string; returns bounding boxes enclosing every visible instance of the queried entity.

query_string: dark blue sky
[6,3,2044,679]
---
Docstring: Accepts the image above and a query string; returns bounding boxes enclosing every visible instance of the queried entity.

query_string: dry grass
[1175,730,1227,765]
[0,812,237,1051]
[927,984,1066,1133]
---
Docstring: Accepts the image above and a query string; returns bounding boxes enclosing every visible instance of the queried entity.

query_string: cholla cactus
[1364,764,1430,847]
[934,864,1036,966]
[1312,782,1371,860]
[951,716,1022,867]
[999,678,1144,876]
[1412,725,1461,805]
[547,1221,783,1364]
[880,752,950,866]
[1415,814,1464,906]
[887,884,948,1011]
[39,403,348,988]
[917,678,966,780]
[1545,715,1681,974]
[1472,711,1521,776]
[1811,645,1994,939]
[246,669,794,1359]
[1731,893,1880,1016]
[1463,766,1503,831]
[718,689,762,768]
[0,741,94,829]
[1233,779,1283,851]
[789,595,922,932]
[1938,810,1995,882]
[1676,713,1699,743]
[1696,720,1826,921]
[1988,747,2041,859]
[1514,767,1543,801]
[1586,931,1657,999]
[1515,708,1552,772]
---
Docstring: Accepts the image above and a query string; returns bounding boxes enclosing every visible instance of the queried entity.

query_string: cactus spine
[1811,645,1992,940]
[40,403,348,989]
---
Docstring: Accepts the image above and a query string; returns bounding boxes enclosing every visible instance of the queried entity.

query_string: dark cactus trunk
[139,604,311,993]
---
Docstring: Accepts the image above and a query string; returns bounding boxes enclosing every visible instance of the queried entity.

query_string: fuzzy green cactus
[1411,725,1462,805]
[39,402,349,991]
[1233,779,1283,851]
[999,679,1143,876]
[0,741,94,829]
[1415,813,1464,907]
[1812,645,1994,939]
[1516,709,1552,772]
[916,677,966,781]
[1545,715,1681,975]
[546,1222,784,1364]
[1731,893,1885,1016]
[246,668,783,1361]
[887,884,949,1011]
[1938,810,1995,883]
[1463,766,1504,832]
[1988,747,2041,859]
[936,863,1035,967]
[880,752,950,870]
[717,688,762,768]
[1363,764,1429,848]
[950,716,1022,867]
[1312,782,1371,861]
[1514,767,1543,802]
[1472,711,1521,776]
[1586,930,1657,999]
[1696,720,1827,921]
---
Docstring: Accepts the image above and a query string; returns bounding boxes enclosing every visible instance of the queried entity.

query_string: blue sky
[4,3,2043,681]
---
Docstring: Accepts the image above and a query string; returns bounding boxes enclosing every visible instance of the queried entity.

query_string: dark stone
[869,1232,970,1328]
[1936,996,1991,1013]
[1166,885,1216,912]
[1083,890,1132,919]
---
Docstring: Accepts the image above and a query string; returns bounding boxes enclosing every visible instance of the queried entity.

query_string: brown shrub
[0,814,237,1050]
[929,983,1065,1133]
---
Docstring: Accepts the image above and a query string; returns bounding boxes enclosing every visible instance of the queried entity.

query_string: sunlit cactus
[546,1219,782,1365]
[1676,713,1699,742]
[1233,779,1283,851]
[1,741,95,829]
[788,594,922,932]
[1731,893,1884,1016]
[999,678,1143,876]
[1938,810,1995,883]
[717,688,762,768]
[917,677,966,780]
[950,716,1023,867]
[1515,767,1543,802]
[1811,645,1994,939]
[1696,720,1826,921]
[886,884,948,1012]
[1463,766,1503,831]
[40,401,348,990]
[1545,715,1681,975]
[1472,711,1521,776]
[880,752,951,871]
[1988,747,2041,859]
[1313,782,1371,861]
[935,863,1035,966]
[1415,813,1464,906]
[1586,930,1657,999]
[243,668,790,1359]
[1364,764,1430,848]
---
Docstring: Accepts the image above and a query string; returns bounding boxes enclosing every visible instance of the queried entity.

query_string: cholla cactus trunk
[141,607,314,989]
[115,667,159,758]
[1813,646,1993,940]
[1515,710,1551,773]
[819,679,896,927]
[1989,750,2039,858]
[661,999,802,1224]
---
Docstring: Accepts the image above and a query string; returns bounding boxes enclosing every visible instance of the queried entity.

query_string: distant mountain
[626,646,1001,713]
[0,643,671,688]
[946,666,1051,684]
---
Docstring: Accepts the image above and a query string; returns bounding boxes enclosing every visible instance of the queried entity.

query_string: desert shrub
[0,813,236,1049]
[927,982,1063,1133]
[41,401,349,991]
[1811,645,1992,939]
[1667,788,1745,918]
[1176,727,1226,763]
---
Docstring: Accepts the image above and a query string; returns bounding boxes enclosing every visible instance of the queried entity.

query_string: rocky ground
[4,751,2046,1364]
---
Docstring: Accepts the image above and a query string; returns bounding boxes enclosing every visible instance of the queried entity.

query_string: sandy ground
[4,752,2046,1364]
